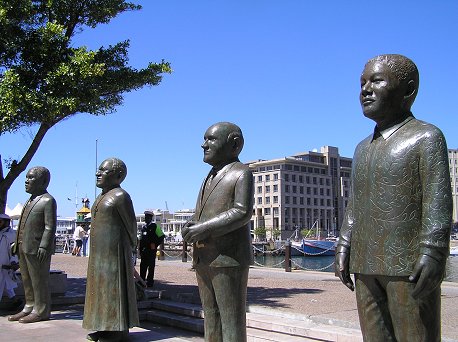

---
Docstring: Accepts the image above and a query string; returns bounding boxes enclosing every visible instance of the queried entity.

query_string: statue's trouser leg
[22,251,51,318]
[196,265,249,342]
[18,247,34,314]
[355,274,440,342]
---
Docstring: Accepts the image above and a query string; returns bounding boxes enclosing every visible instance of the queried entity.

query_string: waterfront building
[56,217,76,235]
[448,149,458,223]
[136,208,195,238]
[136,209,173,232]
[248,146,352,240]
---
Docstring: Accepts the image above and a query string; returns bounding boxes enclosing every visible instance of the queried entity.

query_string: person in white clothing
[0,213,21,309]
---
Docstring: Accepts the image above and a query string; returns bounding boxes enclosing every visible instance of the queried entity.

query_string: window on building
[319,178,324,185]
[265,185,270,193]
[313,188,318,195]
[257,186,262,194]
[273,207,279,216]
[306,176,310,184]
[327,199,331,206]
[285,196,290,204]
[285,185,290,192]
[292,186,297,193]
[257,197,262,204]
[292,175,296,182]
[320,188,324,196]
[299,175,303,183]
[320,199,324,206]
[300,186,304,194]
[274,173,279,180]
[326,179,330,186]
[293,197,297,205]
[307,187,311,194]
[265,175,270,182]
[258,175,262,182]
[300,197,304,205]
[327,189,330,196]
[264,208,271,215]
[285,174,290,182]
[314,198,318,206]
[273,196,278,204]
[307,198,311,205]
[313,177,317,184]
[265,197,270,204]
[273,184,278,192]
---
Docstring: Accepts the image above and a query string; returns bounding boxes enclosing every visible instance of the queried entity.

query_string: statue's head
[96,157,127,189]
[25,166,50,195]
[201,122,244,167]
[360,54,419,128]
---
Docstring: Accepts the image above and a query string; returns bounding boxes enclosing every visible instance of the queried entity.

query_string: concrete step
[145,308,205,334]
[247,327,323,342]
[247,312,362,342]
[142,299,363,341]
[149,299,204,318]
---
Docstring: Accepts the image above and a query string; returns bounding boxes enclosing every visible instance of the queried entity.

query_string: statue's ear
[232,136,242,154]
[404,79,416,101]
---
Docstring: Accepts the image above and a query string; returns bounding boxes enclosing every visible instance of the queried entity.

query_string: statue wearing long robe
[82,187,139,331]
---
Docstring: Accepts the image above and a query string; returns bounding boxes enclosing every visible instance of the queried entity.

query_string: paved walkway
[0,253,457,341]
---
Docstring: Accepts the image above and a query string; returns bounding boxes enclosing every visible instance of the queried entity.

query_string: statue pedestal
[13,270,68,296]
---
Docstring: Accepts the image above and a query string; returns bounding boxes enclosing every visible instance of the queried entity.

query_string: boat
[291,239,336,256]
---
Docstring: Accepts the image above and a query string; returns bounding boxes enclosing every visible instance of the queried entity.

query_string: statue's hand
[37,247,49,263]
[335,247,354,291]
[182,222,209,244]
[409,254,444,299]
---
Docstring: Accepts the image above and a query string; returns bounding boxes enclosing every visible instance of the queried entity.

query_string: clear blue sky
[2,0,458,217]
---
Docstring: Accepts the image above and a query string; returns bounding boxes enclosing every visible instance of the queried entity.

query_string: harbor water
[253,254,458,282]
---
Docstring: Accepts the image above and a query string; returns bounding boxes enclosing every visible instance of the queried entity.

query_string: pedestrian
[72,225,85,256]
[0,213,21,310]
[139,211,165,287]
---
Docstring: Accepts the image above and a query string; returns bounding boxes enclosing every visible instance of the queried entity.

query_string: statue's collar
[373,115,414,141]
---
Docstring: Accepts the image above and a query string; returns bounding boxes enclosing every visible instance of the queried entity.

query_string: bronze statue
[182,122,254,342]
[336,54,452,341]
[83,158,139,342]
[8,166,57,323]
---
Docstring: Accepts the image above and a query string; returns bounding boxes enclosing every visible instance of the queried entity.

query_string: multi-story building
[56,217,76,235]
[248,146,352,240]
[136,208,195,239]
[448,149,458,223]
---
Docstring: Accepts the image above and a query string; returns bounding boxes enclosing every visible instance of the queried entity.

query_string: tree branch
[2,122,51,191]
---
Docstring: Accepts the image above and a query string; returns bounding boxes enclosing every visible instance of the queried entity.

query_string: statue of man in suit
[182,122,254,342]
[336,54,452,341]
[8,166,57,323]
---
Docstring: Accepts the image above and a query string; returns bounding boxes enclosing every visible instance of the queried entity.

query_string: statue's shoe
[98,331,129,342]
[87,332,101,341]
[8,311,30,321]
[18,313,49,323]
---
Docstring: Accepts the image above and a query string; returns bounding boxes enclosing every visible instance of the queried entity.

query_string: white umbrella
[9,203,24,220]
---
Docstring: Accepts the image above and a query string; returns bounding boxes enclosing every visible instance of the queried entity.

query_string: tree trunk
[0,123,51,214]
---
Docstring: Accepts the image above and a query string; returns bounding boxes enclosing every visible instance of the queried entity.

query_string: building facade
[248,146,352,240]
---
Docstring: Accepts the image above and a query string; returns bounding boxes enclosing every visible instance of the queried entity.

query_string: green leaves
[0,0,170,134]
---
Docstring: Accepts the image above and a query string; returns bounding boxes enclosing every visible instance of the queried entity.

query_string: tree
[0,0,171,212]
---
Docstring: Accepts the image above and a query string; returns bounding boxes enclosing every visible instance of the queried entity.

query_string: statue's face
[201,125,232,167]
[95,160,119,189]
[360,61,406,126]
[25,169,46,195]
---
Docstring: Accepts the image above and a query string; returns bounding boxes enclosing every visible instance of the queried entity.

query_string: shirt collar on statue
[372,115,414,142]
